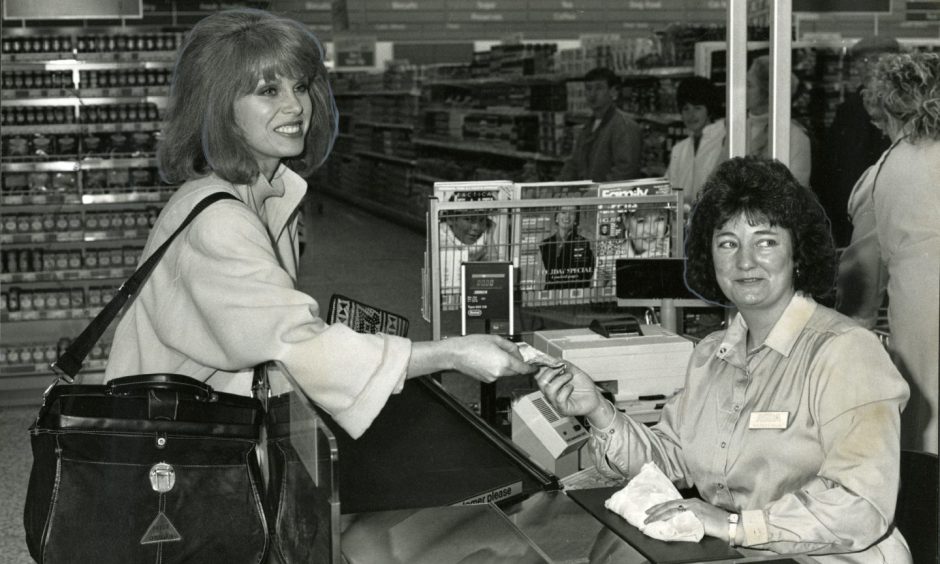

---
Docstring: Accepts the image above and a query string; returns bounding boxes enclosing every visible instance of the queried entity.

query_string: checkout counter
[267,362,813,564]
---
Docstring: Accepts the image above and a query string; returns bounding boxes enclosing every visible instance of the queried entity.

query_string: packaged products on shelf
[4,134,29,157]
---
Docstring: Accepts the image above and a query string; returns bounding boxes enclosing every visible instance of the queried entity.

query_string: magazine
[595,178,673,301]
[512,180,598,306]
[431,180,513,311]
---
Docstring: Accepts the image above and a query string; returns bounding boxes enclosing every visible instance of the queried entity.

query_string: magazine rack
[424,185,692,341]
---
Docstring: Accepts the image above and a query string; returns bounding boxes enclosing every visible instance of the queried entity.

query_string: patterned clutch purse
[326,293,409,337]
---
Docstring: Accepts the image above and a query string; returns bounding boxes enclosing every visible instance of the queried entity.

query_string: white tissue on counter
[604,461,705,543]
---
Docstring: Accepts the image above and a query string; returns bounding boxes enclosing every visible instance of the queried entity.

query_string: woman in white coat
[666,75,725,211]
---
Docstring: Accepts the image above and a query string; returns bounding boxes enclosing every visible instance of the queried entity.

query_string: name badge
[748,411,789,429]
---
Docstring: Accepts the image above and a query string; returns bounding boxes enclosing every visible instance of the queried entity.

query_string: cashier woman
[536,157,911,562]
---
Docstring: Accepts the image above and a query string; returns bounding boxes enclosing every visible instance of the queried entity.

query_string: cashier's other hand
[442,334,536,383]
[644,498,732,540]
[535,363,601,417]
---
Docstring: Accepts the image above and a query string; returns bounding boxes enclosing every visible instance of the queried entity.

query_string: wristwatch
[727,513,740,547]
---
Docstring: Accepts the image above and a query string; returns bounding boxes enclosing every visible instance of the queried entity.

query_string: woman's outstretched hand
[410,335,536,383]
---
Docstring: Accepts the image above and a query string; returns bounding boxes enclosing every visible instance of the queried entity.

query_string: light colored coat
[105,166,411,438]
[666,120,726,208]
[872,138,940,454]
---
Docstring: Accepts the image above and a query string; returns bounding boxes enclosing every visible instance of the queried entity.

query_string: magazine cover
[432,180,513,312]
[595,178,673,301]
[512,180,598,306]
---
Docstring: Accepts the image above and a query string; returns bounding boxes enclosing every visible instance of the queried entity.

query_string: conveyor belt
[315,376,559,514]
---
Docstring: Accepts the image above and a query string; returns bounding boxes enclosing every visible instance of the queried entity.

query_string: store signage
[907,0,940,21]
[333,35,376,68]
[793,0,891,13]
[3,0,142,19]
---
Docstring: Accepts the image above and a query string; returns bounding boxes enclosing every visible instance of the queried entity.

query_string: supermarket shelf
[1,156,157,172]
[1,359,106,379]
[0,121,161,134]
[321,185,425,233]
[412,136,563,162]
[333,88,420,97]
[1,229,149,245]
[2,190,168,208]
[356,150,416,166]
[0,267,136,285]
[0,51,177,64]
[1,88,167,103]
[412,172,447,184]
[358,120,414,130]
[423,72,572,86]
[1,193,82,206]
[2,306,104,323]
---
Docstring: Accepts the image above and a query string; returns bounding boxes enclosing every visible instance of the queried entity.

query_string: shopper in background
[539,206,595,289]
[536,157,911,562]
[559,67,643,182]
[104,8,534,440]
[848,51,939,455]
[665,75,725,210]
[820,35,900,248]
[834,60,895,331]
[744,56,812,187]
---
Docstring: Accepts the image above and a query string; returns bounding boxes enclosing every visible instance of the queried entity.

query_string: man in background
[820,35,900,247]
[559,67,643,182]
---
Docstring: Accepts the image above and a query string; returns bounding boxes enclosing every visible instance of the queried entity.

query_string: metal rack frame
[426,191,700,341]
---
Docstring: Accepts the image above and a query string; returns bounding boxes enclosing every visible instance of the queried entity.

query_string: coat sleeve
[606,116,643,181]
[153,203,411,438]
[589,391,693,488]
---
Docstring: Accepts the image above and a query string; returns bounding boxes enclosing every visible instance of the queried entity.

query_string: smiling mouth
[274,123,303,135]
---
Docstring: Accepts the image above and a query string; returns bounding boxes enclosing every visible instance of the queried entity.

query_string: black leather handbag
[24,193,272,564]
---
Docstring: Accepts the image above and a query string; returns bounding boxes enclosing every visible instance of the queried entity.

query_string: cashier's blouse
[590,294,911,563]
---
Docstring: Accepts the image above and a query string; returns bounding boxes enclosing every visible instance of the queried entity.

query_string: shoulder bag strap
[52,192,240,381]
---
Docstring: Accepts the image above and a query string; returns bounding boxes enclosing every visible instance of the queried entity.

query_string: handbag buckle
[149,462,176,493]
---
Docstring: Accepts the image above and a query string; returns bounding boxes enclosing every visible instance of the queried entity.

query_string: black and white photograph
[1,1,937,563]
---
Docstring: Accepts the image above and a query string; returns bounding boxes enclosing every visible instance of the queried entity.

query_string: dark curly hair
[684,156,836,305]
[676,76,723,119]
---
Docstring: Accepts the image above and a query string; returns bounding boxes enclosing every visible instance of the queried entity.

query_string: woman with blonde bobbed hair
[106,9,534,440]
[839,51,940,454]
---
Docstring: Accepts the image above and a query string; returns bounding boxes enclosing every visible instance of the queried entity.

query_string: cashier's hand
[644,498,734,542]
[535,363,602,418]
